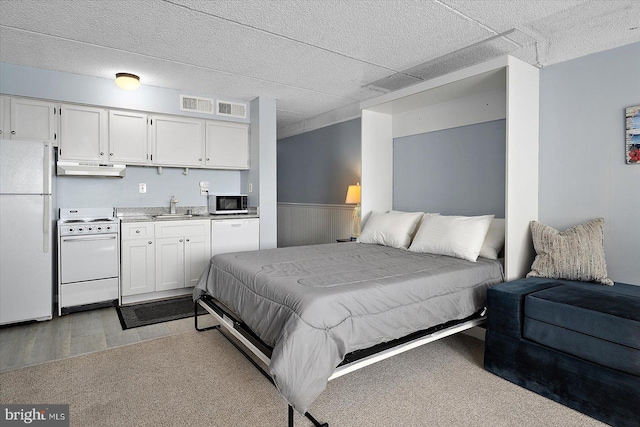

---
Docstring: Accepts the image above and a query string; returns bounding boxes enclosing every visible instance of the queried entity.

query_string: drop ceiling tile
[442,0,587,32]
[172,0,493,71]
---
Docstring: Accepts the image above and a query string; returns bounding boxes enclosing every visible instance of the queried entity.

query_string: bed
[194,213,505,424]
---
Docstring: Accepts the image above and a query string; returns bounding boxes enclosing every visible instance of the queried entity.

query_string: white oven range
[57,208,120,315]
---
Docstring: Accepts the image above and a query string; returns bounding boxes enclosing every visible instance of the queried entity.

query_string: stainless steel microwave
[208,194,248,214]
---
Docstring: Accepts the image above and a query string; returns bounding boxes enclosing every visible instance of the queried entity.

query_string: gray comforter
[194,242,503,413]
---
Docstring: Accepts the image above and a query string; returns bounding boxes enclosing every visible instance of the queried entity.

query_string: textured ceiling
[0,0,638,138]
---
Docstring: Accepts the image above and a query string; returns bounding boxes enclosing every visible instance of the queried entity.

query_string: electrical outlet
[249,183,253,192]
[199,180,209,196]
[139,183,146,193]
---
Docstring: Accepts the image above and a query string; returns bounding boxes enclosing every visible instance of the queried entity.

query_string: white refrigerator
[0,139,53,325]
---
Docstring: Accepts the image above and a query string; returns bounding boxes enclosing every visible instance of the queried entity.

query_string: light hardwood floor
[0,307,217,373]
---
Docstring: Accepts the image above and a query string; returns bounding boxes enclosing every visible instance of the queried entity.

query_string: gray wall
[0,62,249,123]
[539,41,640,284]
[393,119,506,217]
[57,167,240,209]
[277,118,361,204]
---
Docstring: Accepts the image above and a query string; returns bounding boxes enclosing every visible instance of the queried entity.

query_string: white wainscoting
[277,203,355,247]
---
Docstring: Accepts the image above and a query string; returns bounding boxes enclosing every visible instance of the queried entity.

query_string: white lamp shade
[115,73,140,91]
[345,184,361,204]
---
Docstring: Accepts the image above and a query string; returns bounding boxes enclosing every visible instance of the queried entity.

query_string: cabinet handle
[11,130,16,135]
[110,153,113,156]
[179,239,184,242]
[199,158,202,161]
[100,152,104,156]
[136,230,140,234]
[206,158,209,161]
[0,130,3,134]
[186,238,190,242]
[148,241,152,244]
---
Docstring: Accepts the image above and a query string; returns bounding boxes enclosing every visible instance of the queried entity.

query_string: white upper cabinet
[0,96,58,142]
[150,115,204,167]
[205,121,249,169]
[4,95,250,170]
[59,104,108,161]
[108,110,148,165]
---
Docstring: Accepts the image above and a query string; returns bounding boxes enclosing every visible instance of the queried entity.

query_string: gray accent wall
[539,41,640,285]
[393,119,506,217]
[277,118,361,205]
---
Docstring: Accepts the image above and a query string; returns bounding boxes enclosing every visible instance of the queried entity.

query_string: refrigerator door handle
[43,143,51,194]
[43,196,50,253]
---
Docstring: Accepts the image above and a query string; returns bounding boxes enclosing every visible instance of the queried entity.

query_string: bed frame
[194,294,486,427]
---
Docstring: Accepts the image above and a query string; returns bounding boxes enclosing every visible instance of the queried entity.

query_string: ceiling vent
[180,95,215,114]
[216,100,247,119]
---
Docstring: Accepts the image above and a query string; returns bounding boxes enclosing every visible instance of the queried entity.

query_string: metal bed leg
[194,300,218,332]
[287,405,329,427]
[304,411,329,427]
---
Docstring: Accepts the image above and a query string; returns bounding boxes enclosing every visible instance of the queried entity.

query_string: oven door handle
[61,235,118,242]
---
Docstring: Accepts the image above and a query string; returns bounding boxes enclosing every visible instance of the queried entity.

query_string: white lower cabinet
[120,222,155,297]
[120,220,211,303]
[184,233,210,287]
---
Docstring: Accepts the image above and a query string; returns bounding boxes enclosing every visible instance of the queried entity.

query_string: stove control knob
[106,225,112,231]
[97,226,102,231]
[68,227,74,233]
[88,226,93,231]
[78,227,84,232]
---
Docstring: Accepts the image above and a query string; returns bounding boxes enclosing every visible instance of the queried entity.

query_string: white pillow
[479,218,506,260]
[408,214,495,262]
[390,211,439,240]
[357,211,423,249]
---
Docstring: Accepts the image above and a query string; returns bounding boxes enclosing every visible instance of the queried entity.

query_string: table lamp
[345,183,361,239]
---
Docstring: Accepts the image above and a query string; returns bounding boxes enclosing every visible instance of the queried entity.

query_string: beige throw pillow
[527,218,613,286]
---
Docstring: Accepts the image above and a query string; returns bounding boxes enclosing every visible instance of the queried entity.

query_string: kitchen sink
[153,214,193,219]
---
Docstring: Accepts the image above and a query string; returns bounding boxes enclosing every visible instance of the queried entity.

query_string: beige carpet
[0,330,606,427]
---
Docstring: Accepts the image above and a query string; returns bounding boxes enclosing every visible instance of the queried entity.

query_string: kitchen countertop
[118,214,260,223]
[115,206,259,223]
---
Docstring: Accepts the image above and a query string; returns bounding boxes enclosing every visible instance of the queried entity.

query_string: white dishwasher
[211,218,259,256]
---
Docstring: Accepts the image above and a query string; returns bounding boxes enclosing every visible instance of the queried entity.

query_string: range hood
[56,161,126,178]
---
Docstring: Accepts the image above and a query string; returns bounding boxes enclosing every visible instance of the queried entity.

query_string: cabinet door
[121,239,155,296]
[109,110,148,164]
[211,218,259,256]
[59,104,108,161]
[155,237,185,291]
[150,115,204,167]
[205,121,249,169]
[184,234,210,288]
[9,98,57,142]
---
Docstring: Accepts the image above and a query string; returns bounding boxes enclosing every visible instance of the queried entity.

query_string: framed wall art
[626,105,640,164]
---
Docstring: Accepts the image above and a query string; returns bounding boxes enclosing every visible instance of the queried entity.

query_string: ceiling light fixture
[115,73,140,91]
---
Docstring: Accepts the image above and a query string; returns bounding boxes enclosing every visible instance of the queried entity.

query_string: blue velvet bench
[483,277,640,427]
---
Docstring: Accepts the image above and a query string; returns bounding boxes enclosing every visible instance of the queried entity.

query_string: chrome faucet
[170,196,179,214]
